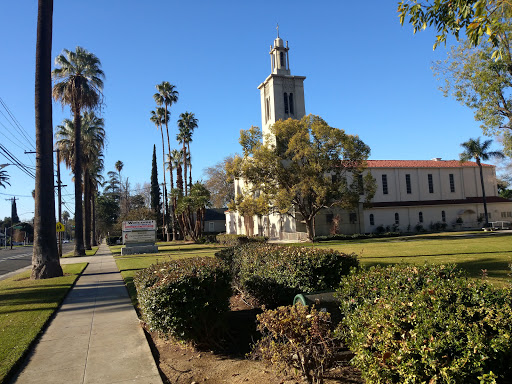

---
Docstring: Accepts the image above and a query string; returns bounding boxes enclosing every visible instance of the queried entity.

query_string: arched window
[395,213,400,225]
[419,212,423,223]
[289,93,294,114]
[283,92,289,114]
[442,210,446,222]
[369,214,375,226]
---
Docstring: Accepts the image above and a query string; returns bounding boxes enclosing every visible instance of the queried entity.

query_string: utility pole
[5,197,17,249]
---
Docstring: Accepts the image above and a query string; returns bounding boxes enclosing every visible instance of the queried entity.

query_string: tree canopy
[229,115,375,240]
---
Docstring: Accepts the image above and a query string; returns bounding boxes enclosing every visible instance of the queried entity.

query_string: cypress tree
[150,145,162,225]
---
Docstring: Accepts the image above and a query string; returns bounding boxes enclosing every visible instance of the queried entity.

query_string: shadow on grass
[367,250,512,259]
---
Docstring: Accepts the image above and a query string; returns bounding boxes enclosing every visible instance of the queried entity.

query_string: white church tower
[258,28,306,141]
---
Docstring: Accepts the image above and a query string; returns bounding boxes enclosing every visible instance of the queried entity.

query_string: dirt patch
[145,294,364,384]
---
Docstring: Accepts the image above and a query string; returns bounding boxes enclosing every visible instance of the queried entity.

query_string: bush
[314,232,401,242]
[134,257,231,344]
[217,244,358,307]
[337,265,512,383]
[254,304,341,384]
[216,233,268,246]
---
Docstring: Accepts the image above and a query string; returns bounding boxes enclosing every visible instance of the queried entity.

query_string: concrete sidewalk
[12,243,162,384]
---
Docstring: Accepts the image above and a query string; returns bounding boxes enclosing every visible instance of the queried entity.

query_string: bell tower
[258,28,306,142]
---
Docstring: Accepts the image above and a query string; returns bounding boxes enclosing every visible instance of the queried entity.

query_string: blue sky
[0,1,499,222]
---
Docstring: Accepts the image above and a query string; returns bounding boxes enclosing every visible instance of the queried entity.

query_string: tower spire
[276,23,279,38]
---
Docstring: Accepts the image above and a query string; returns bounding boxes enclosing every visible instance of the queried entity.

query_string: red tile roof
[366,160,493,168]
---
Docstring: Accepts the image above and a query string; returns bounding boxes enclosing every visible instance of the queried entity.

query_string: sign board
[124,231,156,244]
[56,222,65,232]
[122,220,156,232]
[122,220,157,245]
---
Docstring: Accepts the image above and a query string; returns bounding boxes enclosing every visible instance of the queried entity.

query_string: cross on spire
[276,23,279,38]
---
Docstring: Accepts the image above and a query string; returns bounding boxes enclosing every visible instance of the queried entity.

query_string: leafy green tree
[177,112,198,195]
[497,177,512,198]
[52,46,104,256]
[231,115,375,241]
[203,156,235,208]
[32,0,62,278]
[96,192,120,237]
[175,182,211,241]
[433,28,512,155]
[150,145,162,226]
[398,0,510,56]
[459,137,505,225]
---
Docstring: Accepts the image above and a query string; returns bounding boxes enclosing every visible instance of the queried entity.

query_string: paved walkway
[12,243,162,384]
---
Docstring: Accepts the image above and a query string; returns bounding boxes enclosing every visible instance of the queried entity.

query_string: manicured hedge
[216,234,268,246]
[314,232,401,242]
[217,244,358,307]
[337,265,512,383]
[134,257,231,343]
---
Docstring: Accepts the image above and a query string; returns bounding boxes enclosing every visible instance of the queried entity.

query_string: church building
[225,33,512,240]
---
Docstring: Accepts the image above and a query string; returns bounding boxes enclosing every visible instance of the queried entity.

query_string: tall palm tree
[150,107,170,240]
[32,0,62,279]
[55,111,105,249]
[168,149,184,195]
[460,137,505,226]
[89,158,104,246]
[115,160,126,215]
[52,46,104,256]
[154,82,179,240]
[177,112,198,195]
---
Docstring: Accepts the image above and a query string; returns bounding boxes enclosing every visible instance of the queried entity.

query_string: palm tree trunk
[478,161,489,226]
[84,168,92,250]
[92,187,97,246]
[72,106,85,256]
[32,0,63,278]
[159,127,168,240]
[183,143,188,196]
[188,142,192,189]
[163,111,176,242]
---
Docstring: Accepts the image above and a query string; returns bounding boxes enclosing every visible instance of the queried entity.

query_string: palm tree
[33,0,62,278]
[460,137,505,226]
[89,158,104,246]
[154,82,179,240]
[169,149,184,194]
[177,112,198,195]
[52,46,104,256]
[150,107,170,240]
[0,167,10,188]
[55,111,105,250]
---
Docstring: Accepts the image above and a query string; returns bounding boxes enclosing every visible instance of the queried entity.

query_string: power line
[0,143,35,179]
[0,97,36,151]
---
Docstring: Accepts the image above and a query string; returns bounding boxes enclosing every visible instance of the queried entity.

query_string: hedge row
[314,232,401,242]
[216,234,268,246]
[337,264,512,383]
[133,257,231,343]
[217,244,358,307]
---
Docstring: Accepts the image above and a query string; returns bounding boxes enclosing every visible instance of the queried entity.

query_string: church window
[280,51,284,67]
[395,213,400,225]
[382,174,388,195]
[369,214,375,226]
[428,174,434,193]
[331,174,338,184]
[349,212,357,224]
[442,210,446,222]
[406,174,411,194]
[419,211,423,223]
[284,92,289,114]
[289,93,294,114]
[449,174,455,192]
[326,213,333,224]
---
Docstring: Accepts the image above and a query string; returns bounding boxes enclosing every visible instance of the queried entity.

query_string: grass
[112,242,223,304]
[308,231,512,286]
[61,246,99,258]
[0,263,88,383]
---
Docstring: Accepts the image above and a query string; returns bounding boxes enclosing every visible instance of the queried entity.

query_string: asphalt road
[0,243,74,278]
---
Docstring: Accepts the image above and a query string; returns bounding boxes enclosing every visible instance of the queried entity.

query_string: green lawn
[0,263,88,383]
[62,246,99,258]
[307,231,512,286]
[113,242,223,304]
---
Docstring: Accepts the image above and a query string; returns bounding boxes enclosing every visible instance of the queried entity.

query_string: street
[0,243,74,278]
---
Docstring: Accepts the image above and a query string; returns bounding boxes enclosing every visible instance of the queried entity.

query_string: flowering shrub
[217,244,358,307]
[337,265,512,383]
[254,304,341,384]
[134,257,231,344]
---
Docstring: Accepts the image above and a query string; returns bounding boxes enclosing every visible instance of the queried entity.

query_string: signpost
[56,222,65,232]
[121,220,158,255]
